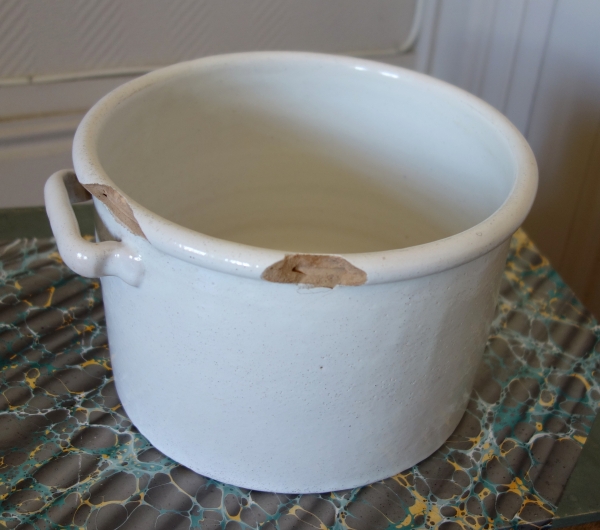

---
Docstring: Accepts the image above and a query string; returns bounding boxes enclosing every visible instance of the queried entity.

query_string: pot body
[44,52,537,493]
[97,206,508,493]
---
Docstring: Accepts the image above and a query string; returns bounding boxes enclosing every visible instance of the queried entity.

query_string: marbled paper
[1,231,599,529]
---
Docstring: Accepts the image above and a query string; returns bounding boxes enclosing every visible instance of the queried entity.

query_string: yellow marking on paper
[44,286,55,307]
[503,271,522,286]
[398,487,444,528]
[25,369,39,389]
[447,460,465,472]
[81,358,110,370]
[571,373,591,391]
[49,251,63,263]
[287,506,328,530]
[507,477,529,497]
[399,513,413,527]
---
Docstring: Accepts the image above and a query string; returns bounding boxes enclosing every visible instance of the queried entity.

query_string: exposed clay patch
[262,254,367,288]
[83,184,146,239]
[64,172,92,203]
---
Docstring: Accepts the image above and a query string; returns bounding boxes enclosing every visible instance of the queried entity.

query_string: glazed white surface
[101,215,509,492]
[45,52,537,493]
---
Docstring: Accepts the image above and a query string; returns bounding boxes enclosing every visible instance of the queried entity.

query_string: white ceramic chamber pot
[44,52,537,494]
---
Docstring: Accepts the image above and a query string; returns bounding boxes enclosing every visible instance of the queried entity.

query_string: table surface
[1,206,599,530]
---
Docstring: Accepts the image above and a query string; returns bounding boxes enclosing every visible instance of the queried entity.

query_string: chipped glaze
[70,52,538,282]
[0,233,598,529]
[44,171,144,287]
[43,52,538,492]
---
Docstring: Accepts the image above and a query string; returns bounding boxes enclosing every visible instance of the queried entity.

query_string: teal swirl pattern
[1,230,599,529]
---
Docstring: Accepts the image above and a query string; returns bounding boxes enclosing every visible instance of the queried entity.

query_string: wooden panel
[561,121,600,316]
[420,0,600,316]
[523,0,600,276]
[588,258,600,320]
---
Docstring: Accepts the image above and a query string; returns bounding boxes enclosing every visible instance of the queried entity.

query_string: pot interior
[96,57,516,254]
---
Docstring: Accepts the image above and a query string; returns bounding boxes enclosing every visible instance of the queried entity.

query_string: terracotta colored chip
[83,184,146,239]
[262,254,367,288]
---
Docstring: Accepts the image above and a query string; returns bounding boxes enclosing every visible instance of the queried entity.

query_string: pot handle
[44,169,144,287]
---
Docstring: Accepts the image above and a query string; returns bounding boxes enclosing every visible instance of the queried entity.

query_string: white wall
[0,0,417,79]
[0,0,417,207]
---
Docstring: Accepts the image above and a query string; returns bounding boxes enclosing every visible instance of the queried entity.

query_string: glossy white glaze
[44,170,144,287]
[45,52,537,493]
[72,52,537,283]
